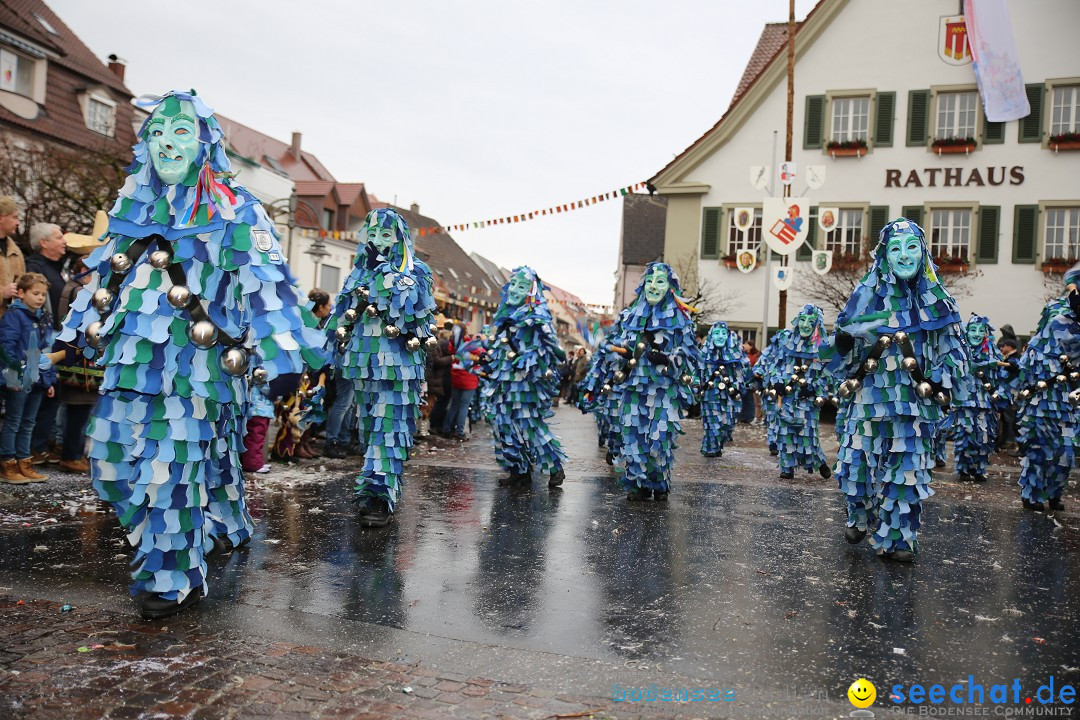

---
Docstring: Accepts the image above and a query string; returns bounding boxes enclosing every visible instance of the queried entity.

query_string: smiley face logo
[847,678,876,708]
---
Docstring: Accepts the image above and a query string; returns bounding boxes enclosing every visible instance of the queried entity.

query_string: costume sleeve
[368,260,437,334]
[925,322,969,390]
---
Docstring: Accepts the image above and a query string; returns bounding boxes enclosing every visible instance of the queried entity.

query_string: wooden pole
[778,0,795,329]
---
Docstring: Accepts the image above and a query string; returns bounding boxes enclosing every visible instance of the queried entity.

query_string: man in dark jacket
[25,223,66,465]
[427,326,454,434]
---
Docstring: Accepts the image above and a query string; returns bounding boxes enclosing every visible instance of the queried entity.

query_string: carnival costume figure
[58,91,327,618]
[822,218,967,562]
[606,263,700,501]
[699,321,749,458]
[483,267,567,487]
[1014,297,1078,512]
[331,208,438,527]
[948,314,1003,481]
[753,331,788,456]
[769,305,831,479]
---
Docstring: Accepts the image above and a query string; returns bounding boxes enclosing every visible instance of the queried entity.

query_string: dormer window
[32,13,59,36]
[0,48,34,97]
[84,93,116,136]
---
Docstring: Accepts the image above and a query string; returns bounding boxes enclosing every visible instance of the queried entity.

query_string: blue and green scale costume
[57,91,326,602]
[771,305,830,475]
[822,218,967,556]
[949,313,1003,478]
[754,331,788,454]
[698,321,749,456]
[331,209,437,512]
[607,263,701,495]
[482,267,567,478]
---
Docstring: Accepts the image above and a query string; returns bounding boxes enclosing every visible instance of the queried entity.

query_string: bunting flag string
[292,181,649,241]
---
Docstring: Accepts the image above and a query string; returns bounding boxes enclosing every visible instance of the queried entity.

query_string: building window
[321,209,333,230]
[0,48,34,97]
[86,96,115,136]
[929,208,972,261]
[1044,207,1080,261]
[320,264,341,293]
[936,90,978,140]
[727,208,762,255]
[1050,85,1080,136]
[831,96,870,143]
[821,208,863,257]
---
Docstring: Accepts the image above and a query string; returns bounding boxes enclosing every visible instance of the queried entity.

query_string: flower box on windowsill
[1049,140,1080,152]
[935,261,970,274]
[1041,260,1077,274]
[933,143,977,155]
[828,147,866,158]
[721,256,739,269]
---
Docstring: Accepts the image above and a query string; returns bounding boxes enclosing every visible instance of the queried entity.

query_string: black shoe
[324,442,347,459]
[769,447,779,457]
[653,491,668,502]
[346,443,363,456]
[883,549,915,563]
[548,469,565,487]
[605,451,614,466]
[598,436,605,448]
[779,470,794,479]
[498,471,531,486]
[957,472,972,482]
[844,526,866,544]
[359,498,392,528]
[935,459,946,469]
[626,487,651,501]
[140,587,203,620]
[819,463,832,480]
[1049,497,1065,511]
[972,474,987,483]
[702,450,720,458]
[1022,498,1045,512]
[206,534,250,560]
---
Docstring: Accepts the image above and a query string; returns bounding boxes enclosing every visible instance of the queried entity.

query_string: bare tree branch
[668,251,743,324]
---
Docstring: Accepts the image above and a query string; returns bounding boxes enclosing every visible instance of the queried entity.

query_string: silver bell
[425,336,438,350]
[544,369,554,379]
[343,308,358,323]
[627,358,638,368]
[92,288,114,313]
[915,381,933,399]
[983,383,993,391]
[976,371,985,380]
[900,357,919,373]
[613,370,626,383]
[337,342,348,354]
[384,325,401,339]
[1056,375,1067,385]
[335,326,350,342]
[1070,372,1080,382]
[220,346,250,376]
[798,377,808,386]
[166,285,192,309]
[831,396,839,405]
[767,388,778,398]
[110,253,132,274]
[188,320,219,348]
[1060,354,1070,365]
[429,323,439,335]
[601,383,612,393]
[838,384,851,399]
[846,378,862,392]
[894,330,908,344]
[681,374,693,386]
[85,321,103,348]
[252,367,269,385]
[1037,380,1048,391]
[1019,388,1031,400]
[878,335,892,349]
[355,286,369,298]
[863,358,878,373]
[364,304,379,318]
[713,370,721,378]
[707,381,715,389]
[1070,389,1080,407]
[814,396,826,407]
[406,337,421,352]
[657,364,668,375]
[636,342,646,353]
[717,382,726,391]
[507,350,518,360]
[800,365,809,373]
[934,391,949,407]
[784,385,793,394]
[148,250,172,269]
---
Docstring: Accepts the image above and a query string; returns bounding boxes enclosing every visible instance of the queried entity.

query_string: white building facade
[652,0,1080,342]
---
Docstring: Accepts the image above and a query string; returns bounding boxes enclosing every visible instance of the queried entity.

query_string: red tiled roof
[294,180,335,197]
[0,0,136,152]
[335,183,366,207]
[650,1,828,185]
[216,114,336,183]
[545,282,585,308]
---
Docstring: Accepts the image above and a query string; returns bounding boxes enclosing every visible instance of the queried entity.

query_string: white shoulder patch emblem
[252,230,274,252]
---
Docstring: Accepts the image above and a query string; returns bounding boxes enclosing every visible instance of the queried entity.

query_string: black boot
[597,436,605,448]
[844,526,866,544]
[883,549,915,563]
[653,491,668,502]
[548,468,565,487]
[957,472,972,482]
[972,474,987,483]
[605,451,614,466]
[935,459,946,469]
[324,441,347,459]
[359,498,392,528]
[1048,496,1065,511]
[626,487,651,501]
[499,469,531,486]
[769,447,779,457]
[1022,498,1045,512]
[819,463,832,480]
[206,534,251,560]
[779,469,794,479]
[140,587,203,620]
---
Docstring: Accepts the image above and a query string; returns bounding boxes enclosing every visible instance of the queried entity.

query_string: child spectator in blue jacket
[0,273,60,483]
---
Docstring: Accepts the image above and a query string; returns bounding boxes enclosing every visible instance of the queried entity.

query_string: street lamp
[265,192,333,290]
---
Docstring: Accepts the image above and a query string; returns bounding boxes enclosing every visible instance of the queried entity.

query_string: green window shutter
[798,207,816,260]
[976,206,1000,263]
[1012,205,1039,263]
[1019,83,1044,143]
[804,95,826,149]
[701,207,721,260]
[906,89,930,147]
[867,205,889,249]
[983,120,1006,144]
[874,92,895,147]
[901,205,924,229]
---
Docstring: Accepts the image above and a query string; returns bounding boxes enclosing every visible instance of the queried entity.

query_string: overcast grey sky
[52,0,817,305]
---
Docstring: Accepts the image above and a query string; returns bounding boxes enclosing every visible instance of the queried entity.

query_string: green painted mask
[798,312,816,338]
[146,97,200,186]
[506,272,532,306]
[644,268,671,305]
[710,324,728,346]
[967,322,988,347]
[367,224,396,254]
[886,232,922,280]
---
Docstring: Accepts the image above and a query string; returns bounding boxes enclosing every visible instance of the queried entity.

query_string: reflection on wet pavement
[1,407,1077,699]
